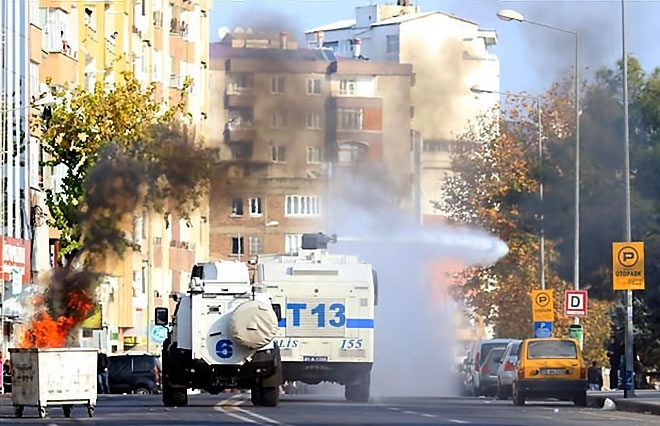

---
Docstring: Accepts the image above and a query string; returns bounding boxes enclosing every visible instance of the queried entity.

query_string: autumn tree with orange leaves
[444,75,609,364]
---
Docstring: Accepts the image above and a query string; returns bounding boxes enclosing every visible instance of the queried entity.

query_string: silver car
[495,340,522,399]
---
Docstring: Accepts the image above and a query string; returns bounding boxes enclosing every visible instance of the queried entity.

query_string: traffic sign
[531,289,554,322]
[564,290,588,316]
[534,321,553,338]
[612,242,645,290]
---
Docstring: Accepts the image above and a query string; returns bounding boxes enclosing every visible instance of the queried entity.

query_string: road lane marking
[448,420,469,424]
[421,413,436,418]
[403,410,418,414]
[387,407,401,411]
[214,394,291,426]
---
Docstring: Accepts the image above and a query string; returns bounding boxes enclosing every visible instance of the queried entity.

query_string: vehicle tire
[512,385,525,406]
[134,387,151,395]
[573,391,587,407]
[163,384,188,407]
[251,387,263,406]
[345,373,371,403]
[495,383,505,400]
[62,404,73,418]
[260,386,280,407]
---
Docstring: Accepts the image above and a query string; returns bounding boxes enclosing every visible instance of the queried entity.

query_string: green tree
[34,71,215,264]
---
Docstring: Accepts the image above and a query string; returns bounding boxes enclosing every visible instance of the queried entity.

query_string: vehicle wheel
[495,383,505,400]
[251,387,263,406]
[38,406,48,418]
[87,405,95,418]
[512,385,525,406]
[163,384,188,407]
[345,373,371,403]
[133,387,151,395]
[14,405,24,418]
[63,404,73,418]
[573,391,587,407]
[260,386,280,407]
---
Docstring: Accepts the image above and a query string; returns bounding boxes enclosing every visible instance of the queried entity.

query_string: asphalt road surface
[0,393,658,425]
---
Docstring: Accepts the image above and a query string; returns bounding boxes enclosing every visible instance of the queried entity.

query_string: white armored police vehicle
[154,260,283,407]
[255,233,378,402]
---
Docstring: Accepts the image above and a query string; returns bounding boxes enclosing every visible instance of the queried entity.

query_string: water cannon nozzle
[301,232,337,250]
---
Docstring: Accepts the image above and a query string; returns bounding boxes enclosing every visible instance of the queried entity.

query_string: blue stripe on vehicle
[277,318,374,329]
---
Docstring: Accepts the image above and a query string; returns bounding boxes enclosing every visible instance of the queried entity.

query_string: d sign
[564,290,588,317]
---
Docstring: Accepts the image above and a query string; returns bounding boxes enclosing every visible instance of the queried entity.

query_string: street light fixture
[496,9,582,326]
[470,85,546,291]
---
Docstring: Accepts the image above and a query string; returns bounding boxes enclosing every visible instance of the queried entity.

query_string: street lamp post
[620,0,634,399]
[471,86,545,290]
[497,9,581,324]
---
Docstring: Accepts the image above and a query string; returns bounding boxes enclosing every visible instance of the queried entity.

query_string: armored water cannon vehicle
[154,260,283,408]
[254,232,378,402]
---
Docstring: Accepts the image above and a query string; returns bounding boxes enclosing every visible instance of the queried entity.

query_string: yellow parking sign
[612,241,645,290]
[531,289,554,322]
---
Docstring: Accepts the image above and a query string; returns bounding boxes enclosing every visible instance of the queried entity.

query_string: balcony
[225,90,256,108]
[223,122,256,144]
[41,52,78,87]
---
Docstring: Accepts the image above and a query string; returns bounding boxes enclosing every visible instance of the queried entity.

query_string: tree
[444,76,610,363]
[34,71,216,265]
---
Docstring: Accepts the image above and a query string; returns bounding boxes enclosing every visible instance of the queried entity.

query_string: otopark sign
[612,242,645,290]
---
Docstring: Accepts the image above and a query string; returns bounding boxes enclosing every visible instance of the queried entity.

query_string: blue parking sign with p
[533,321,553,338]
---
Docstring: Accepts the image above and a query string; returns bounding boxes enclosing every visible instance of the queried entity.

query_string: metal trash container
[10,347,97,418]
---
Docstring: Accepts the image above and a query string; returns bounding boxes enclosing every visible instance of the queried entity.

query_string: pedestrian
[588,361,603,391]
[606,336,620,390]
[97,348,110,394]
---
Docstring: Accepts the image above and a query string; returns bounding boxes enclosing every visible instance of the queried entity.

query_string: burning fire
[19,289,95,349]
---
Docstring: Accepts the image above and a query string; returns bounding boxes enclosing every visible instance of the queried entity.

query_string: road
[0,393,658,425]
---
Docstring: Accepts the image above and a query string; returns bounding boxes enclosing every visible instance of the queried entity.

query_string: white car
[495,340,522,399]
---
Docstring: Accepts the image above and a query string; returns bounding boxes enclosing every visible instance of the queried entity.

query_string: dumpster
[9,347,97,418]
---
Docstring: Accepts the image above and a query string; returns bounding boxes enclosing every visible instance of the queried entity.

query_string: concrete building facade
[22,0,211,353]
[208,31,413,259]
[304,2,500,224]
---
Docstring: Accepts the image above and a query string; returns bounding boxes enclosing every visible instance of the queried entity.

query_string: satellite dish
[217,26,230,40]
[234,26,245,34]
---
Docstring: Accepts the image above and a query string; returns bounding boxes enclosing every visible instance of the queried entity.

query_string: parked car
[108,353,161,395]
[464,338,516,396]
[495,340,522,399]
[480,347,507,397]
[512,338,587,406]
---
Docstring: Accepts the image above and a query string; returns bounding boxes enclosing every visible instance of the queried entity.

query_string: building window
[271,76,285,94]
[249,197,262,216]
[271,146,286,162]
[306,146,321,164]
[339,79,356,96]
[231,198,244,216]
[231,237,244,255]
[423,141,454,152]
[228,73,254,92]
[249,236,264,255]
[285,195,321,217]
[306,111,322,129]
[338,109,363,130]
[386,34,399,54]
[338,144,367,164]
[270,112,286,128]
[306,78,321,95]
[285,234,302,253]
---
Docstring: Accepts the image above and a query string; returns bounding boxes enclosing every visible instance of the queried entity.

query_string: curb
[588,394,660,416]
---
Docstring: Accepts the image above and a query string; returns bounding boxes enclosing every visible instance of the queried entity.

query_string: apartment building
[304,2,500,224]
[208,31,413,259]
[27,0,211,353]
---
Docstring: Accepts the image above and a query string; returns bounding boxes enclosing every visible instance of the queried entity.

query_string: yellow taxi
[512,337,587,406]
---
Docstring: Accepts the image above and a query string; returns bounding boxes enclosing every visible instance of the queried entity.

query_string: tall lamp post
[471,86,545,290]
[620,0,634,399]
[496,9,581,325]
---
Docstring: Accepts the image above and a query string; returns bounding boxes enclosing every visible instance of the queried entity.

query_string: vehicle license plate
[541,368,565,375]
[303,356,328,362]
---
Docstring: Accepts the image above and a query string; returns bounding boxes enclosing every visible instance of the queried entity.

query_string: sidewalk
[587,390,660,415]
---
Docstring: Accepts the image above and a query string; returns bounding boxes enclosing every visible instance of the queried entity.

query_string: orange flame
[19,290,95,349]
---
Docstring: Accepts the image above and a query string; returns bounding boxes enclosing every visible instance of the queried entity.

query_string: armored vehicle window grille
[285,298,347,338]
